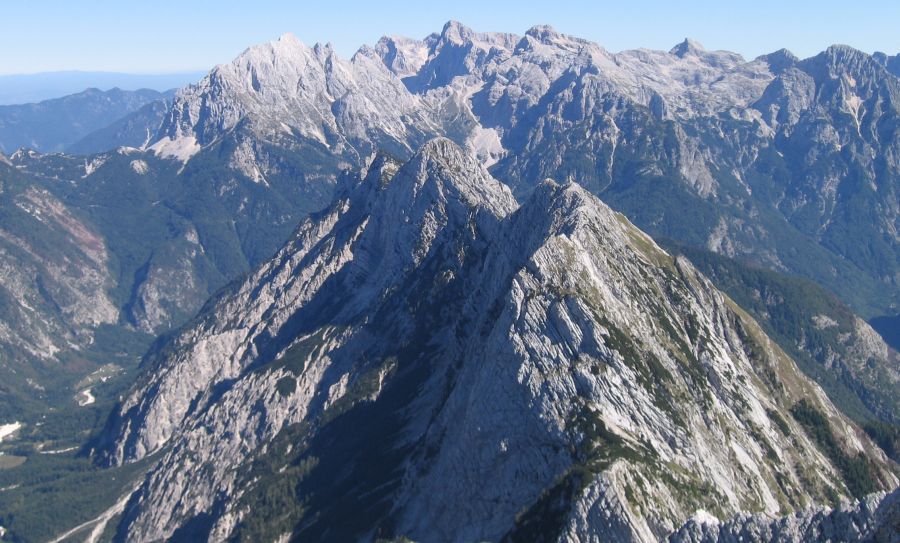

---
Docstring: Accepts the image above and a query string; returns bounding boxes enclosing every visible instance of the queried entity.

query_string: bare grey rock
[668,488,900,543]
[104,139,897,542]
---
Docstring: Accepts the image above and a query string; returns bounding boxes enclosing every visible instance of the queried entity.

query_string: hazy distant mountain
[67,98,171,155]
[0,70,204,105]
[0,88,170,153]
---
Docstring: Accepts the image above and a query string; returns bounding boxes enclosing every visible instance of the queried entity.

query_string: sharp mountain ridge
[99,139,896,542]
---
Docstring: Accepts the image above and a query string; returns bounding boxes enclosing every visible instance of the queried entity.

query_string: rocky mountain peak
[670,37,706,57]
[312,41,335,59]
[387,137,517,219]
[872,50,900,78]
[823,43,868,60]
[99,134,897,541]
[524,178,597,223]
[231,31,317,72]
[525,24,560,41]
[154,31,333,147]
[504,178,624,259]
[786,43,900,135]
[440,20,476,45]
[373,35,430,78]
[805,43,883,79]
[275,31,301,45]
[758,48,799,74]
[517,24,590,55]
[152,28,443,164]
[666,38,748,70]
[436,20,519,50]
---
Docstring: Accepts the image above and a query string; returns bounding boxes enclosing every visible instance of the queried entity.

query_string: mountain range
[0,88,171,153]
[115,22,900,320]
[0,21,897,542]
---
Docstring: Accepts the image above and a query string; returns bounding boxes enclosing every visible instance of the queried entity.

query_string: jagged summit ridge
[369,21,900,324]
[150,30,442,163]
[102,138,514,466]
[400,137,517,216]
[670,37,706,57]
[436,19,520,50]
[439,20,478,45]
[101,138,896,542]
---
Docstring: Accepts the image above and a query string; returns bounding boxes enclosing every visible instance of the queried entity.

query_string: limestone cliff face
[103,139,896,542]
[154,32,442,164]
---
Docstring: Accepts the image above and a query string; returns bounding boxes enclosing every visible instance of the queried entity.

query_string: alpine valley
[0,21,898,543]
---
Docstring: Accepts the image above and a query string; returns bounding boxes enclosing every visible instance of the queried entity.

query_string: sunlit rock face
[103,139,896,542]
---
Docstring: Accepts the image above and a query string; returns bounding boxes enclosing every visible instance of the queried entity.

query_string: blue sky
[2,0,899,75]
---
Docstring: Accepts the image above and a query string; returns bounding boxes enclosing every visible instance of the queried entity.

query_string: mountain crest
[804,43,886,78]
[670,37,706,57]
[427,20,519,58]
[152,29,442,163]
[373,35,430,78]
[101,138,896,541]
[440,20,476,44]
[525,24,561,41]
[525,178,598,223]
[758,48,799,73]
[389,137,517,219]
[275,31,302,46]
[233,31,318,70]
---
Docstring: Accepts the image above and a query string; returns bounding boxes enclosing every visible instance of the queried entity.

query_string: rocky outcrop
[668,488,900,542]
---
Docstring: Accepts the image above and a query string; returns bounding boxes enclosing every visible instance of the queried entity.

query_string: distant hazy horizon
[0,71,206,105]
[0,69,206,78]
